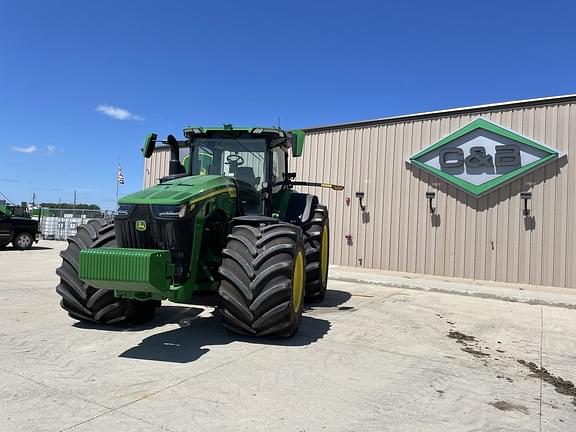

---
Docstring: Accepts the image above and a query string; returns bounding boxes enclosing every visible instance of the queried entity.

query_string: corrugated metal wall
[294,101,575,288]
[143,100,575,288]
[144,148,170,188]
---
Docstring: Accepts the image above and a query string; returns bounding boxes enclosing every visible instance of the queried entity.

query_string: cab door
[0,212,12,244]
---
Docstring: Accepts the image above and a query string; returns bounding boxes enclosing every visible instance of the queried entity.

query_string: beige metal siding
[144,148,170,188]
[144,99,576,289]
[295,102,576,288]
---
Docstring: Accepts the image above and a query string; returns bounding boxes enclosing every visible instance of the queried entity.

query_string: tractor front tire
[304,206,330,302]
[218,222,305,337]
[56,219,159,324]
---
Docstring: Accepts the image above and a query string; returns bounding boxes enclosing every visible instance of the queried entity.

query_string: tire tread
[218,223,304,337]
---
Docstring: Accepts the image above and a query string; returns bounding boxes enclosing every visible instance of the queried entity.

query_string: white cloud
[96,104,144,121]
[11,145,37,154]
[47,145,56,155]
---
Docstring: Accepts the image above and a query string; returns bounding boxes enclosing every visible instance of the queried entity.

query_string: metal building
[144,94,576,289]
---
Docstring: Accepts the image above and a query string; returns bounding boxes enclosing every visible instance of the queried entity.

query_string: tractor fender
[232,215,280,227]
[284,193,319,226]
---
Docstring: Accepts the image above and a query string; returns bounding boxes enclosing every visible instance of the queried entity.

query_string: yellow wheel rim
[292,251,304,313]
[320,224,329,284]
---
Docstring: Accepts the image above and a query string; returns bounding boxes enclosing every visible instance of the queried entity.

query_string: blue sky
[0,0,574,210]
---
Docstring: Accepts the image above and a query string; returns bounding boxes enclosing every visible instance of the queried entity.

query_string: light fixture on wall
[355,192,366,212]
[521,192,532,216]
[426,192,436,214]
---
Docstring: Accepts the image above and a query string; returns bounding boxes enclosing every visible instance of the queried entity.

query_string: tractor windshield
[189,138,267,189]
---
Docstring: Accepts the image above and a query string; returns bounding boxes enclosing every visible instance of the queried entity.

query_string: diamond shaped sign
[408,117,565,197]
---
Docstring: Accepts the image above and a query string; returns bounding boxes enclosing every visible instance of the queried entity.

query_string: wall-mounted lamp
[355,192,366,211]
[520,192,532,216]
[426,191,436,214]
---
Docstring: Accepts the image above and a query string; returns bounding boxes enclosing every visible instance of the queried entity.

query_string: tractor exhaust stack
[167,135,184,176]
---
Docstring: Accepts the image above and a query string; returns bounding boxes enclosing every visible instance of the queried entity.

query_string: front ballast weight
[79,248,175,294]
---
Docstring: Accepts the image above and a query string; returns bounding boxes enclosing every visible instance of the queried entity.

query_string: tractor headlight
[151,204,188,218]
[116,204,134,218]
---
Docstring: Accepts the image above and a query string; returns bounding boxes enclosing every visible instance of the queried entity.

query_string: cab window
[271,148,287,193]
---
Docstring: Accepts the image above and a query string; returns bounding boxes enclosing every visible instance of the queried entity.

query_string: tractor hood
[118,175,237,206]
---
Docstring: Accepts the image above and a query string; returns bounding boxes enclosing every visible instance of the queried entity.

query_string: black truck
[0,204,41,250]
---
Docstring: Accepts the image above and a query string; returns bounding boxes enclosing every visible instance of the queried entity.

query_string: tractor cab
[142,126,304,218]
[185,132,283,215]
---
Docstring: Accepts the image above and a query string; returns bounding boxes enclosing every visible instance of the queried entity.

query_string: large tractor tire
[304,206,330,302]
[218,222,306,337]
[55,219,159,324]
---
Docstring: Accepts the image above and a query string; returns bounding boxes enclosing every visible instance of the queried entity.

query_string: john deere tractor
[56,126,341,336]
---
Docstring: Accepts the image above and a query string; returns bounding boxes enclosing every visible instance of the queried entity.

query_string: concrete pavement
[0,240,575,431]
[329,266,576,309]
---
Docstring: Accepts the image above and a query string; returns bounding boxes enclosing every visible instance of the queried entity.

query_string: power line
[0,191,15,204]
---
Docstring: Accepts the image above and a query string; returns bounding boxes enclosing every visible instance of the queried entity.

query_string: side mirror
[289,130,305,157]
[142,133,157,158]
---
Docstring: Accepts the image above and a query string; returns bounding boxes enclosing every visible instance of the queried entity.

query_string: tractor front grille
[115,205,168,250]
[114,205,193,284]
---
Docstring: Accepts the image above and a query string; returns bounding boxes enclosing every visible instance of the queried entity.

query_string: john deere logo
[409,117,565,197]
[135,220,147,231]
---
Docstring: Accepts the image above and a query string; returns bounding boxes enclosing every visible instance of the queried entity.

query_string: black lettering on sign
[494,145,521,167]
[439,145,523,171]
[439,148,464,169]
[465,147,493,168]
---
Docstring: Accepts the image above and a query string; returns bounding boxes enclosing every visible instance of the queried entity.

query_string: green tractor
[56,126,341,337]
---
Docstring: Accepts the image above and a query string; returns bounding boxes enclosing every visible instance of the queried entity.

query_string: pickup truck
[0,205,41,250]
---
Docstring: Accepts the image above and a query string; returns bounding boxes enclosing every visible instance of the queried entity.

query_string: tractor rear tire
[218,222,305,337]
[304,206,330,302]
[55,219,160,324]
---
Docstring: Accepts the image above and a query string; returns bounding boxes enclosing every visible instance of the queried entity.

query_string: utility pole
[31,193,36,207]
[73,190,77,209]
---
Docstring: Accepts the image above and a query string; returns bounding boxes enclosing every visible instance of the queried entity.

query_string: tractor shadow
[72,305,206,332]
[118,289,351,364]
[304,289,352,310]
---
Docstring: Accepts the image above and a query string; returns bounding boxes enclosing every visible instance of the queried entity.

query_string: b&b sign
[409,118,564,197]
